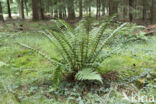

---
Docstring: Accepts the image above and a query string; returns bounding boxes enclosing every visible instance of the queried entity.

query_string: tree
[79,0,83,19]
[7,0,12,18]
[151,0,156,24]
[67,0,75,20]
[122,0,128,19]
[24,0,29,16]
[32,0,39,21]
[109,0,118,16]
[0,1,4,21]
[102,0,105,16]
[96,0,100,18]
[18,0,25,19]
[39,0,44,20]
[58,0,63,19]
[129,0,133,22]
[142,0,147,21]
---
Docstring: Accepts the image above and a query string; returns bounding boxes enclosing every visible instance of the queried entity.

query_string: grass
[0,21,156,104]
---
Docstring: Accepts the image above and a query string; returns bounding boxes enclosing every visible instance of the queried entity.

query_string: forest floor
[0,20,156,104]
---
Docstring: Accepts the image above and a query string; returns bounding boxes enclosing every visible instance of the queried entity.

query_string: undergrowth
[0,20,155,104]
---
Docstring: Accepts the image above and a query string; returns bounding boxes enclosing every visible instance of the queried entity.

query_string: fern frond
[75,68,102,83]
[17,42,61,65]
[58,19,75,36]
[52,66,62,90]
[89,23,127,63]
[97,23,127,54]
[46,31,74,66]
[101,23,127,49]
[39,31,57,47]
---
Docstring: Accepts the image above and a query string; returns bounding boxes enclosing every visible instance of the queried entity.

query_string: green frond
[17,42,61,65]
[58,19,75,35]
[39,31,57,47]
[75,68,103,83]
[89,23,127,63]
[52,66,62,90]
[46,31,73,66]
[98,23,127,52]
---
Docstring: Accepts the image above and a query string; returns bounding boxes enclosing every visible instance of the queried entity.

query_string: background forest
[0,0,156,24]
[0,0,156,104]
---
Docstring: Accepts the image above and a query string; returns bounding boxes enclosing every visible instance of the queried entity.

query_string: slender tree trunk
[32,0,39,21]
[96,0,99,19]
[79,0,83,19]
[151,0,156,24]
[63,8,67,18]
[39,0,44,20]
[129,0,133,22]
[51,9,54,18]
[54,9,58,18]
[7,0,12,18]
[67,0,75,20]
[59,9,63,19]
[58,0,63,19]
[142,1,146,21]
[24,0,28,16]
[109,0,118,16]
[19,0,25,19]
[0,1,4,22]
[62,0,66,18]
[102,0,105,16]
[123,7,126,19]
[89,5,91,17]
[98,0,101,17]
[123,0,128,20]
[133,0,137,19]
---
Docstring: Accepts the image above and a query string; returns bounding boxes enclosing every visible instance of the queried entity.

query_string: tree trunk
[129,0,133,22]
[58,0,63,19]
[142,0,146,21]
[0,1,4,22]
[123,7,126,19]
[151,0,156,24]
[122,0,128,20]
[102,0,105,16]
[24,0,29,16]
[32,0,39,21]
[96,0,100,19]
[54,9,58,18]
[109,0,118,16]
[59,9,63,19]
[89,5,91,17]
[7,0,12,18]
[19,0,25,19]
[63,8,67,18]
[51,9,54,18]
[79,0,83,19]
[39,0,44,20]
[67,0,75,20]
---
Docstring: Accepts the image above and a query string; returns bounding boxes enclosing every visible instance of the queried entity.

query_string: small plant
[18,19,127,89]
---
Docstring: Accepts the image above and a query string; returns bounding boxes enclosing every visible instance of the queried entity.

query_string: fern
[18,19,127,88]
[75,68,102,83]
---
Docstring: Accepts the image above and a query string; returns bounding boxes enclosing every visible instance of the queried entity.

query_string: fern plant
[18,19,127,88]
